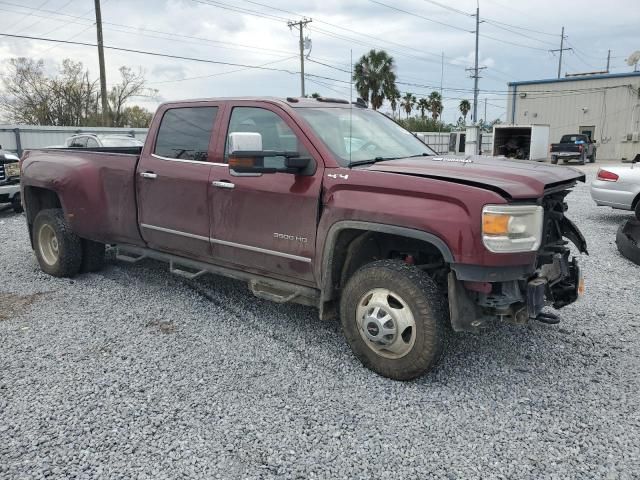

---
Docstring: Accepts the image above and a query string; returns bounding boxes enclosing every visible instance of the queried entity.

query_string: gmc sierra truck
[20,97,587,380]
[550,134,597,165]
[0,147,22,213]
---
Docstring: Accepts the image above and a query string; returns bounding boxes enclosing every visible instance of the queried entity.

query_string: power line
[420,0,471,17]
[8,0,51,34]
[368,0,472,32]
[0,32,300,75]
[149,56,299,85]
[481,17,557,37]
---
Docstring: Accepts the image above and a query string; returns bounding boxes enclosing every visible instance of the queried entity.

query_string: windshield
[297,107,436,166]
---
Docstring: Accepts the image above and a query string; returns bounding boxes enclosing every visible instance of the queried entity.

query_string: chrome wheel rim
[356,288,416,359]
[38,224,59,266]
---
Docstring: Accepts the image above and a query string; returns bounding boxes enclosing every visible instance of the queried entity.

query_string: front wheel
[551,156,558,164]
[33,208,82,277]
[11,193,23,213]
[340,260,448,381]
[590,151,596,163]
[635,201,640,221]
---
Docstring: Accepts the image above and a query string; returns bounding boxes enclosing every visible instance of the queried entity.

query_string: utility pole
[465,7,486,123]
[472,6,480,124]
[94,0,108,125]
[438,51,443,133]
[484,97,487,124]
[550,26,572,79]
[288,18,312,97]
[606,49,611,73]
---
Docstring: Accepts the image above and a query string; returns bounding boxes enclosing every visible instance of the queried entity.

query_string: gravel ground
[1,163,639,479]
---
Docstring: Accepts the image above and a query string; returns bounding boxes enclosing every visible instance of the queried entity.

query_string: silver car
[590,160,640,219]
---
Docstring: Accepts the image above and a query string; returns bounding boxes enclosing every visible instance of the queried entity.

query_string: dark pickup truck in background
[0,147,22,213]
[550,134,597,165]
[19,97,587,380]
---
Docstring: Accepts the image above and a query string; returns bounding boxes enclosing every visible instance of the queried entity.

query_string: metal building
[507,72,640,160]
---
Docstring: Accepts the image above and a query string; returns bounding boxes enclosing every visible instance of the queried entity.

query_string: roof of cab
[158,96,366,109]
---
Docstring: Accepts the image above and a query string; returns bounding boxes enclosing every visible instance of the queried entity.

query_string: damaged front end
[449,189,587,332]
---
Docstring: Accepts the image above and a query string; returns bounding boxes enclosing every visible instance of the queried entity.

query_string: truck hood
[363,155,585,199]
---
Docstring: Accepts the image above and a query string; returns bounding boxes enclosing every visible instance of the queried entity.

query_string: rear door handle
[140,172,158,179]
[212,181,235,189]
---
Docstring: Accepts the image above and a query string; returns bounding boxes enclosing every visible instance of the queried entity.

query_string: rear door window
[154,107,218,161]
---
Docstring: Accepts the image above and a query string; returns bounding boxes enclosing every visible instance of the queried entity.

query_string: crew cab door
[136,103,222,260]
[209,103,324,284]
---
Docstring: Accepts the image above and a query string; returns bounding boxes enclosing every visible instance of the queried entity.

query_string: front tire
[635,201,640,221]
[551,156,558,164]
[11,194,23,213]
[340,260,448,381]
[590,151,596,163]
[33,209,82,277]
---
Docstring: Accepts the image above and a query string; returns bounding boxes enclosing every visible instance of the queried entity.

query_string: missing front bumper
[448,257,583,333]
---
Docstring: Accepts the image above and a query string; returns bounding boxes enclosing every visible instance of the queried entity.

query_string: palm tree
[353,49,397,110]
[417,98,430,119]
[459,99,471,124]
[401,92,416,119]
[427,91,443,120]
[388,87,401,119]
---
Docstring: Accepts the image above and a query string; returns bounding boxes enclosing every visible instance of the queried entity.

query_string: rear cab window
[154,107,218,161]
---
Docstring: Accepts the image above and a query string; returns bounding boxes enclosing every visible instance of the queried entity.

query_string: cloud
[0,0,637,124]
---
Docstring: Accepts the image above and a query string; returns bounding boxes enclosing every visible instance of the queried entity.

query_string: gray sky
[0,0,638,124]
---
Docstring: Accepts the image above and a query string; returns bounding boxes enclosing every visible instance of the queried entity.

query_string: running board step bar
[115,245,319,307]
[249,280,303,304]
[169,260,206,280]
[115,248,146,264]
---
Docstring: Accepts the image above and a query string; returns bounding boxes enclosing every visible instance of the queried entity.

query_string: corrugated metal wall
[507,74,640,160]
[414,131,493,155]
[0,125,149,154]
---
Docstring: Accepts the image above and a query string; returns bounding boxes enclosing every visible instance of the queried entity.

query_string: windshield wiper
[349,153,431,167]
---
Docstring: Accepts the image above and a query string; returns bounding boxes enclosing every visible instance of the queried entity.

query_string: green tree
[0,57,155,127]
[388,87,401,119]
[428,91,443,120]
[121,105,153,128]
[417,98,430,119]
[108,66,158,127]
[353,49,397,110]
[401,92,416,119]
[459,99,471,124]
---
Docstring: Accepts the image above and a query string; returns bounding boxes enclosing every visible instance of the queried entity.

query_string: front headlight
[4,162,20,178]
[482,204,543,253]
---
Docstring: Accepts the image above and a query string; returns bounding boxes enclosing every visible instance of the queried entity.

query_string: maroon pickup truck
[20,97,587,380]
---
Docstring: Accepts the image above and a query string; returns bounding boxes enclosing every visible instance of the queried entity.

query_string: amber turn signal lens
[229,157,255,168]
[482,213,510,235]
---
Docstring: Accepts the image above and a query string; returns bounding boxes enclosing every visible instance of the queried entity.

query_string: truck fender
[319,220,453,302]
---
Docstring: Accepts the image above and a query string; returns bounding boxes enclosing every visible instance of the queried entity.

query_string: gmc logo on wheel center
[273,233,308,243]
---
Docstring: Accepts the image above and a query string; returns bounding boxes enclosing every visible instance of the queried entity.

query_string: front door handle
[212,180,235,189]
[140,171,158,179]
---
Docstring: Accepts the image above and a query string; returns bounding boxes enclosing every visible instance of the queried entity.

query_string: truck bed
[21,148,144,246]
